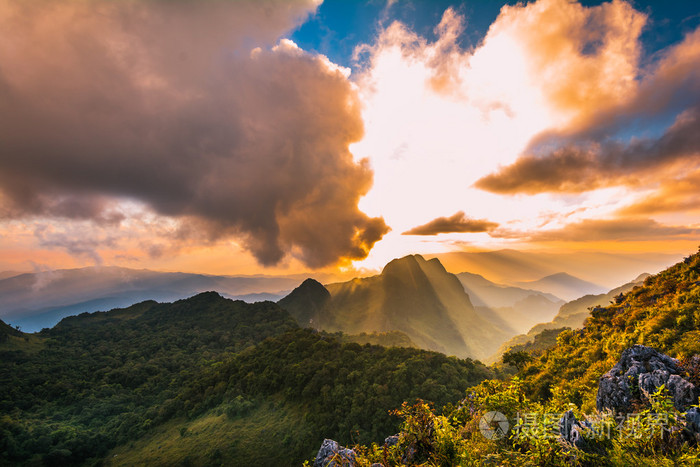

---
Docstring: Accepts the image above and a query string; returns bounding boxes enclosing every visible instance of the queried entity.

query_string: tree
[502,350,532,371]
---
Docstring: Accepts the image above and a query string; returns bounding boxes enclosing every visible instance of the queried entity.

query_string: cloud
[493,218,697,242]
[349,0,671,255]
[32,222,123,266]
[403,211,498,235]
[490,0,646,123]
[0,0,387,268]
[475,24,700,195]
[475,104,700,194]
[354,7,469,96]
[617,169,700,216]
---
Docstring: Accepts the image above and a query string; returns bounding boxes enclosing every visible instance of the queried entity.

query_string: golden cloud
[403,212,499,236]
[493,218,697,242]
[475,22,700,196]
[617,169,700,216]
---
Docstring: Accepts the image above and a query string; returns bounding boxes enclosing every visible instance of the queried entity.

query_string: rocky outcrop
[686,407,700,442]
[384,434,399,447]
[559,410,592,449]
[597,345,700,412]
[313,439,356,467]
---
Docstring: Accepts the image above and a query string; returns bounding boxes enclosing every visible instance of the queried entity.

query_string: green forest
[0,292,492,465]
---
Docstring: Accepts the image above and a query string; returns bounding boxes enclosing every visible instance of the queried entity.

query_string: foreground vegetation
[348,379,700,466]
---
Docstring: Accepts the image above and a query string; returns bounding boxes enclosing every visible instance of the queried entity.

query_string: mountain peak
[185,291,225,303]
[277,278,331,326]
[320,254,508,359]
[538,272,578,281]
[381,254,453,277]
[381,254,425,272]
[515,272,607,301]
[634,273,651,282]
[286,278,331,302]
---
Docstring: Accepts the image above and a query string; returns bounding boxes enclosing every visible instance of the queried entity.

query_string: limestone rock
[685,407,700,442]
[313,439,356,467]
[559,410,592,449]
[597,345,699,412]
[384,435,399,447]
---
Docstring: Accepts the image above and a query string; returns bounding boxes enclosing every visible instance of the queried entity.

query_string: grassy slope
[519,249,700,411]
[107,401,308,467]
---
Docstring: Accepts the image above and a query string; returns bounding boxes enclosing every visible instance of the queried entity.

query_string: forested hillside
[0,292,493,466]
[518,250,700,411]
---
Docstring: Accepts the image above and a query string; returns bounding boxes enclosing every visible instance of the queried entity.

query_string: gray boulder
[384,435,399,447]
[686,407,700,442]
[597,345,699,412]
[313,439,356,467]
[559,409,592,449]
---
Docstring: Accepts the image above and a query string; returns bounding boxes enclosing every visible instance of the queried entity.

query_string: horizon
[1,0,699,277]
[0,247,688,293]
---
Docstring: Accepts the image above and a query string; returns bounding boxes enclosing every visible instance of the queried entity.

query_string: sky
[0,0,699,277]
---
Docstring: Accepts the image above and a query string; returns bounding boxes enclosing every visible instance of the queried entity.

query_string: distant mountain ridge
[279,255,510,360]
[456,272,564,335]
[0,267,306,331]
[432,249,681,289]
[457,271,562,307]
[492,273,650,362]
[513,272,607,301]
[0,270,23,280]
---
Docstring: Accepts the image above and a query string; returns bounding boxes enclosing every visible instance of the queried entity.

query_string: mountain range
[0,292,492,466]
[3,248,699,465]
[280,255,513,360]
[512,272,607,301]
[432,249,681,289]
[2,253,656,360]
[456,271,563,335]
[493,272,651,362]
[341,249,700,465]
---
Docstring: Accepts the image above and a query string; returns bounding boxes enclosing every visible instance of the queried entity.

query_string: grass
[0,333,45,353]
[105,398,313,466]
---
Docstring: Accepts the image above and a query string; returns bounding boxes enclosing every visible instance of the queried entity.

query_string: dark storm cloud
[0,0,388,267]
[402,211,499,235]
